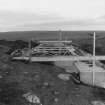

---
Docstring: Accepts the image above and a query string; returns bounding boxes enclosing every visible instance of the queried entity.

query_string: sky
[0,0,105,31]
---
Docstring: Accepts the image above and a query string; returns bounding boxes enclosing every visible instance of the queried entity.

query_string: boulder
[23,92,42,105]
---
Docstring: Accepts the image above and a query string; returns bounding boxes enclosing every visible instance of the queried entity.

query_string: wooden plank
[39,41,72,43]
[12,56,105,61]
[30,56,105,61]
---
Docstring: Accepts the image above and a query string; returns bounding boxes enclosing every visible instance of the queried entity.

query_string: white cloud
[0,0,105,31]
[0,0,105,18]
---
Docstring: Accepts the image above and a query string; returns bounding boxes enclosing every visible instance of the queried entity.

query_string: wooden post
[92,32,96,85]
[59,30,62,54]
[29,39,31,62]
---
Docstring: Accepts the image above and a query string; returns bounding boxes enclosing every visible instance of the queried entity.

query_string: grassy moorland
[0,31,105,41]
[0,31,105,55]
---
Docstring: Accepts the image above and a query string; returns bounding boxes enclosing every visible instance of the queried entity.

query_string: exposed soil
[0,53,105,105]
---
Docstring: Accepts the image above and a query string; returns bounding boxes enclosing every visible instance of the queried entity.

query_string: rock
[58,74,70,81]
[42,82,50,88]
[0,75,2,79]
[65,67,79,73]
[23,72,28,74]
[66,69,74,73]
[53,91,59,95]
[23,92,42,105]
[43,82,49,86]
[91,101,105,105]
[33,75,40,82]
[54,98,59,102]
[5,71,9,74]
[74,87,79,90]
[51,90,60,96]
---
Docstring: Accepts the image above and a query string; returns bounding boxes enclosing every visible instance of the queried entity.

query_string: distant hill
[0,31,105,41]
[0,31,105,56]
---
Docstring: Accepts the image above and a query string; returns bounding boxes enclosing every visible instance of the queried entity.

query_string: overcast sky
[0,0,105,31]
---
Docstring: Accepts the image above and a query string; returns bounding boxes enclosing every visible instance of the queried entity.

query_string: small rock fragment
[23,72,28,74]
[54,91,59,95]
[58,74,70,81]
[43,82,49,86]
[5,71,9,74]
[34,75,40,81]
[91,101,105,105]
[42,82,50,88]
[54,98,59,102]
[66,69,74,73]
[0,75,3,79]
[0,75,2,79]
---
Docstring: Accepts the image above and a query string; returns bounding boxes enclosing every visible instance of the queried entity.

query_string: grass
[0,31,105,41]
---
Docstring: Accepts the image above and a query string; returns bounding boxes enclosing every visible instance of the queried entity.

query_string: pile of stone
[23,92,42,105]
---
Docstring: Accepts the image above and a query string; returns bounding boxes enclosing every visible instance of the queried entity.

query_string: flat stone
[65,69,74,73]
[58,74,70,81]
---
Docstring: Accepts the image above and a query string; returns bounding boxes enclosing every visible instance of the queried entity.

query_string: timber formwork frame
[11,34,105,86]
